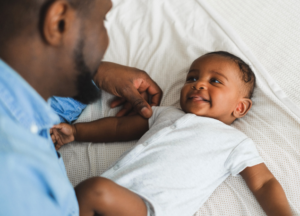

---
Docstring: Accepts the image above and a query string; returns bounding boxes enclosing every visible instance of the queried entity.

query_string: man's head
[0,0,112,103]
[180,51,256,125]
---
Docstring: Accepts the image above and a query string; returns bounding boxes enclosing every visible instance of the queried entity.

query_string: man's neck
[0,39,56,101]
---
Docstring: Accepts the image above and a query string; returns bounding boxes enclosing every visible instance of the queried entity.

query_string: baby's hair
[204,51,256,99]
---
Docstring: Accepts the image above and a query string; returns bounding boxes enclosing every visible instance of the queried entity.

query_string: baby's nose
[192,81,207,90]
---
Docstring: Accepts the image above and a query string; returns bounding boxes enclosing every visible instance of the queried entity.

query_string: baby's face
[180,54,245,124]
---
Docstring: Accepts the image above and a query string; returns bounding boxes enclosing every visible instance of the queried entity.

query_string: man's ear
[43,1,75,46]
[233,98,252,119]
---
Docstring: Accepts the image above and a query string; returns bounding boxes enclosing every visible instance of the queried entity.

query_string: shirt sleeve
[224,138,264,176]
[50,97,87,123]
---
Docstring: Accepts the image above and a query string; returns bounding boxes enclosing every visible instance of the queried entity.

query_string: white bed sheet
[60,0,300,215]
[207,0,300,109]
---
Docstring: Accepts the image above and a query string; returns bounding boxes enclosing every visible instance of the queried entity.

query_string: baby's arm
[240,163,292,216]
[51,115,149,149]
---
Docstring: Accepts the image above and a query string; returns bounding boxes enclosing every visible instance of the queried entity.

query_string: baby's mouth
[188,95,210,103]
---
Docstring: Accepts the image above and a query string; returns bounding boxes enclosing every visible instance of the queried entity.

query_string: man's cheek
[99,28,109,55]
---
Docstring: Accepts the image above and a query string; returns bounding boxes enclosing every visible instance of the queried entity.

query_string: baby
[51,51,292,216]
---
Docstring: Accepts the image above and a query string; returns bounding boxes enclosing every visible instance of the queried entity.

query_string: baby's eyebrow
[210,70,228,81]
[188,69,199,73]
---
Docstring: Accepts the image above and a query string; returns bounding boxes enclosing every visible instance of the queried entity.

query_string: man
[0,0,161,215]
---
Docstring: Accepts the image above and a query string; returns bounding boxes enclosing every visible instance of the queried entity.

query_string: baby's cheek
[213,92,232,110]
[179,87,188,106]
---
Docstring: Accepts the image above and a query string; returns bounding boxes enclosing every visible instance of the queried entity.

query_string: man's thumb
[123,88,152,118]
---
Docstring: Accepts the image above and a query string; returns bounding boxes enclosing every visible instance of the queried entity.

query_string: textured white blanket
[60,0,300,215]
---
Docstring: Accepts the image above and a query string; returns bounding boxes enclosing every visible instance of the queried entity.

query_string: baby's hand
[50,123,76,150]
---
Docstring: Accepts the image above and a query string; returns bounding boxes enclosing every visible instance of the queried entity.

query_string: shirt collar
[0,59,59,135]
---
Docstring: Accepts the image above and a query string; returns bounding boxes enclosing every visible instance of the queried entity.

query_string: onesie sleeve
[148,106,161,128]
[148,106,173,128]
[224,138,264,176]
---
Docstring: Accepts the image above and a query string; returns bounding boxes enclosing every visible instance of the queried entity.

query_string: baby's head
[180,51,256,125]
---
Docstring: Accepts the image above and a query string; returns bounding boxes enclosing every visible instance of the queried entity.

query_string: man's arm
[240,163,292,216]
[51,115,149,149]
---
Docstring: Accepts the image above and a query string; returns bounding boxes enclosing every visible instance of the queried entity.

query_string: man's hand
[50,123,76,150]
[93,62,163,118]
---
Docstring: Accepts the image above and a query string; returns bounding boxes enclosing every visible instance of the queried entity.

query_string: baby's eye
[210,78,221,84]
[186,77,197,82]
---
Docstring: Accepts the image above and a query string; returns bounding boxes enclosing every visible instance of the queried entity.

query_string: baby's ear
[233,98,252,119]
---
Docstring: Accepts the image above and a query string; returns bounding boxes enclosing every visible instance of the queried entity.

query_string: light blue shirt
[0,59,79,216]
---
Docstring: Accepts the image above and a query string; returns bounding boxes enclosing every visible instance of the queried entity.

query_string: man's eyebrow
[210,70,228,81]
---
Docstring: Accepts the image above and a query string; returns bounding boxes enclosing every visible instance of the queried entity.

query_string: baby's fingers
[53,130,67,150]
[51,133,57,144]
[55,143,63,151]
[52,123,63,130]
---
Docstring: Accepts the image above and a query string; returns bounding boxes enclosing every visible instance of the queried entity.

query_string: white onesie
[101,106,264,216]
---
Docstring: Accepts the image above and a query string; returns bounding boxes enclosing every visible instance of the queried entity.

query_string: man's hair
[204,51,256,99]
[0,0,93,44]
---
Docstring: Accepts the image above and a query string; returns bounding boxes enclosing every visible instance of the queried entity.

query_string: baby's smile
[187,92,210,103]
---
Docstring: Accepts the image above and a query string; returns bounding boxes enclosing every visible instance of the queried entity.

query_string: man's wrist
[93,61,110,89]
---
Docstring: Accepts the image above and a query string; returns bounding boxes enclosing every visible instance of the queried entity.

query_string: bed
[60,0,300,215]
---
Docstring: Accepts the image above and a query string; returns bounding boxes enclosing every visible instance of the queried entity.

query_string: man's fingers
[121,86,152,118]
[150,91,162,106]
[114,92,148,117]
[140,78,162,106]
[140,91,149,103]
[110,97,126,108]
[115,102,133,117]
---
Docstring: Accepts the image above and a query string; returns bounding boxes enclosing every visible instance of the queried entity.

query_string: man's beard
[72,40,101,104]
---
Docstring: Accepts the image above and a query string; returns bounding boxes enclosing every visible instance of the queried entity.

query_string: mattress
[59,0,300,215]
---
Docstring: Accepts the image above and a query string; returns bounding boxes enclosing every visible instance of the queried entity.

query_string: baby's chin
[180,105,208,117]
[180,105,232,124]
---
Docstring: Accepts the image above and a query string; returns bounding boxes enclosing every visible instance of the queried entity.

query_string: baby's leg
[75,177,148,216]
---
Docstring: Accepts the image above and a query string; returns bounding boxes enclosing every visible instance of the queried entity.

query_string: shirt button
[170,125,176,129]
[113,165,120,170]
[143,142,149,146]
[30,124,38,134]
